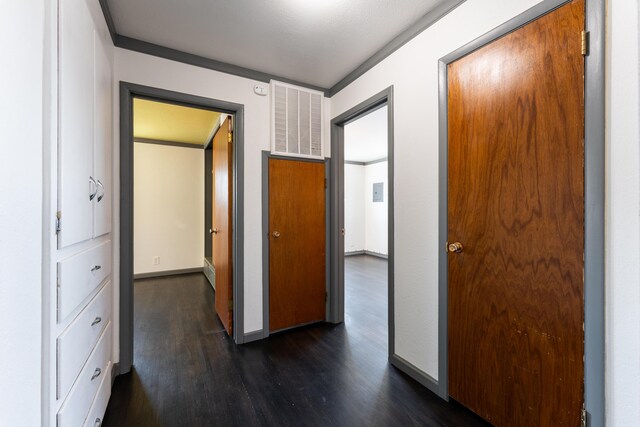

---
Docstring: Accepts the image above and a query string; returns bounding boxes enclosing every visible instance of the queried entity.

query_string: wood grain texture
[213,117,233,335]
[103,268,489,427]
[269,158,326,332]
[447,1,585,426]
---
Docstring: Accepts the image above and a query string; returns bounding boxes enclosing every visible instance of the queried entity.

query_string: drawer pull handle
[91,317,102,326]
[89,176,97,201]
[96,180,105,202]
[91,368,102,381]
[94,418,102,427]
[91,265,102,272]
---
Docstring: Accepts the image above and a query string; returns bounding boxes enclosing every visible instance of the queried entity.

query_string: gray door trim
[261,151,330,338]
[437,0,605,424]
[329,86,395,360]
[119,81,246,374]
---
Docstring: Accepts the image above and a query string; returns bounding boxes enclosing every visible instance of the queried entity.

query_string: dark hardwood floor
[103,257,488,426]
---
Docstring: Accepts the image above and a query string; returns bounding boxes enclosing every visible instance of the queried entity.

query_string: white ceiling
[107,0,448,89]
[344,106,388,163]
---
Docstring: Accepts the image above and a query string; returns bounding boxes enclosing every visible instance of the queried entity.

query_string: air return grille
[271,80,323,159]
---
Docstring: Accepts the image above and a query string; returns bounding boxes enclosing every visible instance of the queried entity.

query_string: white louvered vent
[271,80,324,159]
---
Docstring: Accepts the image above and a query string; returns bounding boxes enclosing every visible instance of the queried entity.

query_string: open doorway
[329,87,395,359]
[133,97,221,279]
[119,83,246,374]
[343,106,389,348]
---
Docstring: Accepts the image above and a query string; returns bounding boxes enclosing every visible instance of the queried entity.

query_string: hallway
[103,262,487,426]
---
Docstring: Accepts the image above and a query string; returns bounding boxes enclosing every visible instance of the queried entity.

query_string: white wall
[133,143,204,275]
[364,161,388,256]
[113,48,331,348]
[0,1,44,425]
[606,0,640,425]
[345,161,389,256]
[345,164,365,252]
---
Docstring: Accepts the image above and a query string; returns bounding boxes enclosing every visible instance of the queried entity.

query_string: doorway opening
[343,106,389,348]
[329,87,395,360]
[119,82,246,374]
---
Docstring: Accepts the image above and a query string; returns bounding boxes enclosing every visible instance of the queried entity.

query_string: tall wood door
[213,117,233,335]
[269,158,326,332]
[447,2,585,426]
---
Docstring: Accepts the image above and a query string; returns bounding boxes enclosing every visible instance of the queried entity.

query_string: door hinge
[55,211,62,234]
[228,299,233,310]
[581,31,590,56]
[325,291,328,302]
[581,405,587,427]
[227,132,233,144]
[324,178,327,189]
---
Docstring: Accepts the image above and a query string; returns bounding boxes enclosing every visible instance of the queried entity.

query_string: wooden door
[213,117,233,335]
[269,159,326,332]
[447,1,585,426]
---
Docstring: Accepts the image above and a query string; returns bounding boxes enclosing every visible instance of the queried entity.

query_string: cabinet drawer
[57,281,111,400]
[82,361,112,427]
[58,240,111,323]
[57,322,112,427]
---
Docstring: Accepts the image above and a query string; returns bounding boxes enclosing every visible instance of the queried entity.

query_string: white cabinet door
[58,0,95,248]
[93,31,112,238]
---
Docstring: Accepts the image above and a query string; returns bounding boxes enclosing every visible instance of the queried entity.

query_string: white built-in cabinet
[58,0,112,248]
[51,0,115,425]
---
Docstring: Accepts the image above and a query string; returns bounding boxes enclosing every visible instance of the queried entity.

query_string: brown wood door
[269,158,326,332]
[447,2,585,426]
[213,117,233,335]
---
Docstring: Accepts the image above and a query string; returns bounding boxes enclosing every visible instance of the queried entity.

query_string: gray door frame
[437,0,605,424]
[329,86,396,359]
[260,152,330,339]
[118,82,246,374]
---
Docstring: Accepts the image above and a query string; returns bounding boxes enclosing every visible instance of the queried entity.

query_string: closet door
[58,0,95,248]
[93,30,112,238]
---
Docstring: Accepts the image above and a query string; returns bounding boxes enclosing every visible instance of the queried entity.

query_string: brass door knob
[272,231,281,238]
[211,228,219,235]
[448,242,463,253]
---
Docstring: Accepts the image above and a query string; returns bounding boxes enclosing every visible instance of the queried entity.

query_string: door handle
[211,228,219,234]
[272,231,281,238]
[447,241,464,253]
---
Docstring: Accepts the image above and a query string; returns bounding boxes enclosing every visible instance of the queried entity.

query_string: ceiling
[133,98,220,146]
[344,106,388,163]
[107,0,450,89]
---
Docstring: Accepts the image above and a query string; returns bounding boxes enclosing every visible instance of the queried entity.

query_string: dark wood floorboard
[103,257,489,427]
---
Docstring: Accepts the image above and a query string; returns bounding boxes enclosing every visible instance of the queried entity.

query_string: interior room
[133,98,219,278]
[343,106,389,351]
[2,0,639,426]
